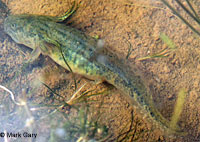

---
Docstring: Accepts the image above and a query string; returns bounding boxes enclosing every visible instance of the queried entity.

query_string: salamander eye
[10,23,16,29]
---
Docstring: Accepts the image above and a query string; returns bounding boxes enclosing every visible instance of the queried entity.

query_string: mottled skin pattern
[4,13,179,134]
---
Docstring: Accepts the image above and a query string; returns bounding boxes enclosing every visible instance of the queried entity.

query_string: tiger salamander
[3,2,180,134]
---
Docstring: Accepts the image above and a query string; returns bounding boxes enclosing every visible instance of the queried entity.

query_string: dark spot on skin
[135,89,141,96]
[72,55,77,64]
[59,56,63,62]
[63,50,72,61]
[150,111,154,117]
[68,54,72,61]
[88,63,94,71]
[89,48,93,52]
[114,77,119,85]
[98,71,103,76]
[77,61,85,69]
[85,68,89,74]
[138,96,144,104]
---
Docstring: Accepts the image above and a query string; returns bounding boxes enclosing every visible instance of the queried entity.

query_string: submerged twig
[185,0,200,20]
[125,38,133,60]
[174,0,200,24]
[0,85,25,106]
[160,0,200,36]
[0,85,35,128]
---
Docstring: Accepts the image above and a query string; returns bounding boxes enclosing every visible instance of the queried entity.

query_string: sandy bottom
[0,0,200,141]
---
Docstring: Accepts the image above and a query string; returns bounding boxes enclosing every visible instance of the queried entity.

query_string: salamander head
[4,15,28,43]
[4,14,51,50]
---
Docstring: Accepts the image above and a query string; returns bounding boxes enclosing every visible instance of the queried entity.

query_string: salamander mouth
[4,19,19,42]
[4,26,19,43]
[9,33,19,43]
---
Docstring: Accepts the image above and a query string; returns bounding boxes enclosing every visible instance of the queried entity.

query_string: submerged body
[4,12,178,134]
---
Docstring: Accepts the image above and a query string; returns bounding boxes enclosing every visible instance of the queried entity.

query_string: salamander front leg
[27,47,41,63]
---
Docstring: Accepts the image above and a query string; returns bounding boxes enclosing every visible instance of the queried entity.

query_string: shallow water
[1,0,200,141]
